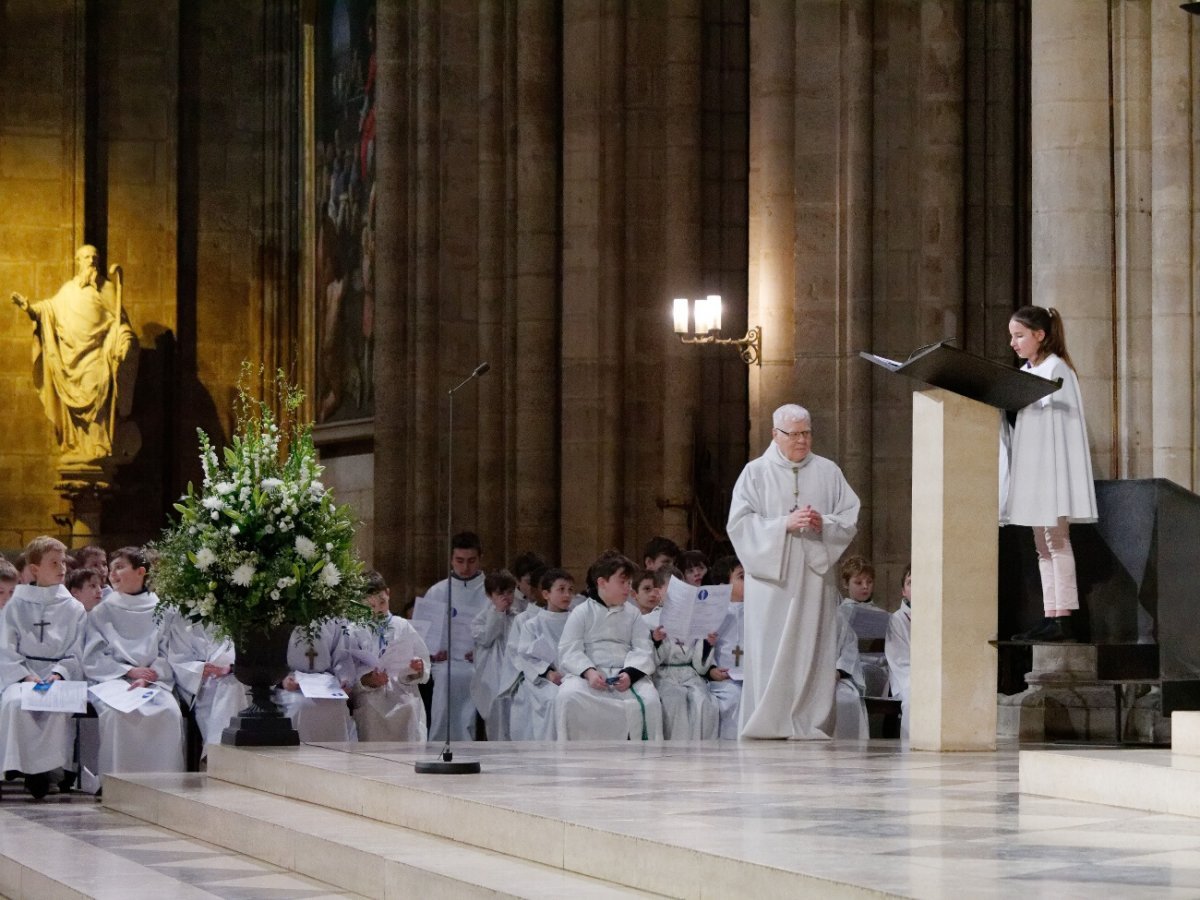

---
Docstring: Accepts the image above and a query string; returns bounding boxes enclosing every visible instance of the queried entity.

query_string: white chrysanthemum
[202,496,224,510]
[230,563,256,587]
[320,561,341,588]
[215,481,235,495]
[260,477,283,492]
[194,547,217,571]
[294,535,317,560]
[309,481,326,497]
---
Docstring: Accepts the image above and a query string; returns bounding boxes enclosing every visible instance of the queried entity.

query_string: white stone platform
[92,740,1200,899]
[1020,747,1200,818]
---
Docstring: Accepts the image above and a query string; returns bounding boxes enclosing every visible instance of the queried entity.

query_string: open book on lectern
[860,339,1061,411]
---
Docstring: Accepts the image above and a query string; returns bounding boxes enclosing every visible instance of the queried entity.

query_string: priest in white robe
[728,404,861,740]
[0,573,87,791]
[167,617,248,755]
[555,556,663,741]
[83,587,186,780]
[277,619,356,742]
[424,533,489,742]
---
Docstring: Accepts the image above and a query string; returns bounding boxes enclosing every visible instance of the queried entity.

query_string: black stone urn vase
[221,624,300,746]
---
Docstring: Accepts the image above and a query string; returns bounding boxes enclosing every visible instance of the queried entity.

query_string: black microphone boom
[473,361,490,377]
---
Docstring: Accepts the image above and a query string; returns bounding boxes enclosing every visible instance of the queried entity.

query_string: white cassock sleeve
[727,468,791,584]
[557,604,594,677]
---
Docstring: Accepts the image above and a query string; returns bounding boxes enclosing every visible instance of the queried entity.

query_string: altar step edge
[103,772,655,900]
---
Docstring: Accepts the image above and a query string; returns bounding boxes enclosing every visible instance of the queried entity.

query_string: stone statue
[11,245,139,468]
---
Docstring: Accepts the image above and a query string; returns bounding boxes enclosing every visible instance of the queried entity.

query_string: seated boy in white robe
[0,536,87,798]
[83,546,186,784]
[167,617,247,755]
[833,600,869,740]
[707,555,744,740]
[885,564,913,740]
[510,568,574,741]
[510,552,547,618]
[640,568,719,741]
[277,619,356,742]
[346,571,430,742]
[555,553,662,741]
[470,570,520,741]
[839,555,890,698]
[66,567,105,612]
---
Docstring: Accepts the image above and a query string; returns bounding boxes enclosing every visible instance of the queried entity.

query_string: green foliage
[153,365,370,641]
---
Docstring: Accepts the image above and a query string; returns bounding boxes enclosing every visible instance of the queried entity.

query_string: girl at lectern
[1003,306,1098,642]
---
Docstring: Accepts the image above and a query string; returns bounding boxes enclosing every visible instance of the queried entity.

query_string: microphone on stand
[416,362,490,776]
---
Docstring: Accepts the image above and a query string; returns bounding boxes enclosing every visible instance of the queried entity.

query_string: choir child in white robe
[727,403,860,740]
[833,601,869,740]
[0,559,19,610]
[167,617,247,755]
[886,565,913,740]
[425,531,489,741]
[638,568,718,741]
[510,552,547,617]
[679,550,709,587]
[513,563,549,636]
[470,570,520,740]
[278,619,356,742]
[1004,306,1097,642]
[642,536,682,573]
[346,571,430,742]
[66,567,104,612]
[74,545,114,602]
[555,554,663,741]
[838,555,889,698]
[83,547,186,781]
[511,568,574,741]
[0,536,86,798]
[707,555,744,740]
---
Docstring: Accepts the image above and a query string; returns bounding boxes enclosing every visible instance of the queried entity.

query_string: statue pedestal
[55,464,115,546]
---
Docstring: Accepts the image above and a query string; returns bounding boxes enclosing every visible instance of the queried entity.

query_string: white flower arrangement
[153,366,370,641]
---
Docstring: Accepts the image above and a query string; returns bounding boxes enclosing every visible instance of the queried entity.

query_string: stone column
[1030,0,1116,478]
[1150,1,1195,488]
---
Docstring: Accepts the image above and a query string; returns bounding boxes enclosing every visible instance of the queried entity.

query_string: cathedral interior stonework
[1,0,1197,607]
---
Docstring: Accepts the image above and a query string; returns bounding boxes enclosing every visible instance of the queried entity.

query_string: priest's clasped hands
[787,504,823,534]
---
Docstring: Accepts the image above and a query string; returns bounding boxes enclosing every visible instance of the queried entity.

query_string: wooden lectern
[862,341,1060,751]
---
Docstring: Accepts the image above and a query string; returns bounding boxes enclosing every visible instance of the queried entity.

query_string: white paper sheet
[20,680,88,714]
[661,577,733,642]
[296,671,349,699]
[88,679,161,714]
[349,636,419,678]
[412,595,445,655]
[728,668,744,682]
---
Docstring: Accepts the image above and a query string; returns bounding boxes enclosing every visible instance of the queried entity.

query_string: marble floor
[6,739,1200,899]
[216,739,1200,899]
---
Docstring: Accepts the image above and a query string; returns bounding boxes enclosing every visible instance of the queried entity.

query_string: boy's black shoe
[25,773,50,800]
[57,770,77,793]
[3,770,18,782]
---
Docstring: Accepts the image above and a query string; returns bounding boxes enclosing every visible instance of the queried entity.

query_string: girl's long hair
[1011,305,1074,370]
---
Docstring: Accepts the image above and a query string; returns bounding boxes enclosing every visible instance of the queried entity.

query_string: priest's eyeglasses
[774,427,812,440]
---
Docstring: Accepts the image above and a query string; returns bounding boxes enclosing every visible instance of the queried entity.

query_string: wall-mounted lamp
[672,294,762,366]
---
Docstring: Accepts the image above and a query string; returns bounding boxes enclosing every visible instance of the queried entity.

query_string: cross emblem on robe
[304,642,319,669]
[732,644,743,666]
[33,619,50,642]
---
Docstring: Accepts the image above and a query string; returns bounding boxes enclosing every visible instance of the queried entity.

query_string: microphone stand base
[415,758,482,775]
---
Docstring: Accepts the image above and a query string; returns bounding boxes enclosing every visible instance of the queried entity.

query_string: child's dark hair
[0,558,19,584]
[539,567,574,592]
[364,570,388,594]
[632,568,657,591]
[585,548,626,596]
[450,530,482,553]
[110,546,150,571]
[511,551,547,581]
[1010,305,1074,370]
[591,553,636,584]
[66,567,102,592]
[75,545,108,568]
[484,569,517,595]
[901,562,911,587]
[839,554,874,585]
[680,549,708,571]
[709,554,742,585]
[641,536,681,566]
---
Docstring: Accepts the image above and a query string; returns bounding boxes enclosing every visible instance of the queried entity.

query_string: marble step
[1020,747,1200,817]
[104,772,654,900]
[0,797,362,899]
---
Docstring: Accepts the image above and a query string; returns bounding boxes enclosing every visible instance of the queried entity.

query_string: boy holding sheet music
[0,536,87,798]
[511,568,574,740]
[708,555,744,739]
[652,574,722,740]
[346,571,430,741]
[278,618,357,742]
[83,546,186,784]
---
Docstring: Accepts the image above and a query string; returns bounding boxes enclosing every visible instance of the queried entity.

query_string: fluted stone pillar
[1031,0,1116,478]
